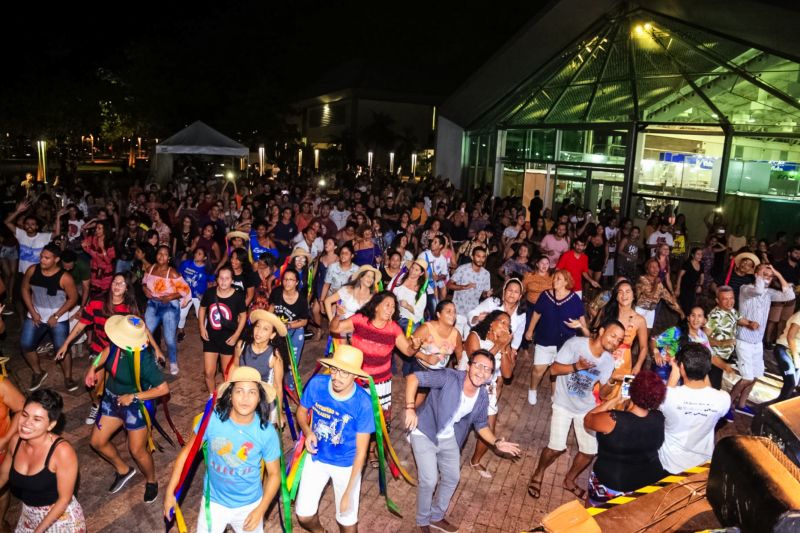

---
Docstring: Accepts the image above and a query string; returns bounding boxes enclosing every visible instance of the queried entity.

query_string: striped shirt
[80,301,131,354]
[737,278,795,344]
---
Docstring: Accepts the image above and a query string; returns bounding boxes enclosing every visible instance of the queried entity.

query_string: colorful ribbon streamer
[367,377,402,517]
[285,337,303,397]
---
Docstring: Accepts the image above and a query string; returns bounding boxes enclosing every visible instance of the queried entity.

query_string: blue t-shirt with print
[249,230,279,261]
[300,375,375,467]
[179,260,215,298]
[196,411,281,508]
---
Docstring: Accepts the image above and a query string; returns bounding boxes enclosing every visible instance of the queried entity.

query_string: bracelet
[572,363,578,373]
[493,438,505,447]
[405,406,416,410]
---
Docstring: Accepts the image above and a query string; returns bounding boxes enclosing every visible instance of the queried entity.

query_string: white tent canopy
[153,121,248,182]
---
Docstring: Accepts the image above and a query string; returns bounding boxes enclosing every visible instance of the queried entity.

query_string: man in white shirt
[329,199,351,230]
[647,218,674,256]
[418,235,449,318]
[447,247,491,318]
[293,224,324,260]
[5,200,60,274]
[527,321,624,500]
[659,343,730,474]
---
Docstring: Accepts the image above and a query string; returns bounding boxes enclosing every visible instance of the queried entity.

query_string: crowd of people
[0,162,797,532]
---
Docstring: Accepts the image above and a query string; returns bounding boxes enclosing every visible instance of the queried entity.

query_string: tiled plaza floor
[1,314,745,533]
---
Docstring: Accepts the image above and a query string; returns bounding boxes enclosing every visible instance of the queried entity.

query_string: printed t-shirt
[532,290,584,349]
[300,375,375,467]
[16,228,51,273]
[450,264,490,317]
[658,386,729,474]
[268,286,309,323]
[350,313,402,383]
[706,307,741,361]
[197,411,280,507]
[552,336,614,414]
[179,260,215,298]
[201,289,247,332]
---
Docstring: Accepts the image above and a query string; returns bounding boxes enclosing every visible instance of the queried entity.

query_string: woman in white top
[465,310,513,478]
[391,258,428,333]
[324,265,379,343]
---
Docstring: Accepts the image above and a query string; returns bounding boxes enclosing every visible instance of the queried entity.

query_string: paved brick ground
[1,314,748,533]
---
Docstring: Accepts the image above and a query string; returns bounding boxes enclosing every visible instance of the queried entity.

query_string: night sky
[0,0,547,140]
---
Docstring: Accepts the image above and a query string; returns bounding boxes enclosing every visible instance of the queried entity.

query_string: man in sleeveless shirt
[20,244,78,392]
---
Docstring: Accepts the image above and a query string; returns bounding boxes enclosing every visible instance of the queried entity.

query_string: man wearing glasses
[404,349,521,533]
[526,320,625,501]
[295,345,375,533]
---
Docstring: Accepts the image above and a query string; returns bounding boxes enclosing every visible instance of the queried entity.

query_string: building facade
[435,0,800,241]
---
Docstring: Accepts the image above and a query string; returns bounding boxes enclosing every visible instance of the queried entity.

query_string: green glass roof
[476,8,800,130]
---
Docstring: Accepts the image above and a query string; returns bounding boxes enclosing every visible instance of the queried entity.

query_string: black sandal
[527,479,542,499]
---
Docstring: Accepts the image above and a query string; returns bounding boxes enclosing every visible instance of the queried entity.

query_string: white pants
[735,339,765,380]
[295,456,361,526]
[178,297,201,329]
[635,306,655,328]
[195,497,263,533]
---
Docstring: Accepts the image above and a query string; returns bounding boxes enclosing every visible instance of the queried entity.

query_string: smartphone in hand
[621,374,635,399]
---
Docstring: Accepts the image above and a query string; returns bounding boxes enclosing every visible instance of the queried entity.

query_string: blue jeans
[145,300,179,364]
[20,319,69,353]
[288,327,305,364]
[775,344,799,401]
[410,433,460,526]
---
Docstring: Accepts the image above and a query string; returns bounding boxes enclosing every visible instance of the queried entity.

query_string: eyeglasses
[329,367,353,378]
[471,362,493,374]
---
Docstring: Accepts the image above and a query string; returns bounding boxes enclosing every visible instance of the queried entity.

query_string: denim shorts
[20,319,69,353]
[99,390,147,430]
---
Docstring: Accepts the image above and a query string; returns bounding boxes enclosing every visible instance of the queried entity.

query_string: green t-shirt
[70,257,91,285]
[104,346,164,395]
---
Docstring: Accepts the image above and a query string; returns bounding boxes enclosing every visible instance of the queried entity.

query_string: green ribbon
[367,377,402,517]
[201,442,212,533]
[285,337,303,396]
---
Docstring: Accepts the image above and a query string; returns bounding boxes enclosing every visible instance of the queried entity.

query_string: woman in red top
[55,273,163,425]
[330,292,422,415]
[81,220,116,297]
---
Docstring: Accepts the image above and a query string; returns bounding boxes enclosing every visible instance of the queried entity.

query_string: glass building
[454,5,800,240]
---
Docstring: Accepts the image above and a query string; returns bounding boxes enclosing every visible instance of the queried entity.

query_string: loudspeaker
[752,395,800,468]
[707,436,800,532]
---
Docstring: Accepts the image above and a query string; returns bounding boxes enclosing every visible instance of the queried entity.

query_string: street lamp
[314,148,320,171]
[258,145,265,176]
[36,140,47,183]
[411,153,417,177]
[389,152,395,174]
[367,151,373,174]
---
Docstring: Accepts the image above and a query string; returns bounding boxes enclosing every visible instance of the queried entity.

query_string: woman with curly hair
[583,370,666,506]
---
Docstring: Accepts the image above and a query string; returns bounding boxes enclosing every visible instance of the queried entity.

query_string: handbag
[536,500,601,533]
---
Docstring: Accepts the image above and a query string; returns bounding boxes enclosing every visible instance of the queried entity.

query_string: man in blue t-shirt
[178,247,215,340]
[295,345,375,532]
[163,367,280,533]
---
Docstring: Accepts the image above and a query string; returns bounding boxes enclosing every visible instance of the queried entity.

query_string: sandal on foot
[564,484,587,500]
[469,462,493,479]
[527,479,542,499]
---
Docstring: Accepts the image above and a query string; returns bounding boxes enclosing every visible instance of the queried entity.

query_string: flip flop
[469,462,493,479]
[527,479,542,499]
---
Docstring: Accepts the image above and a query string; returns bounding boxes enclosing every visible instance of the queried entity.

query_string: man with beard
[527,321,625,501]
[294,346,375,533]
[447,247,491,318]
[405,349,521,533]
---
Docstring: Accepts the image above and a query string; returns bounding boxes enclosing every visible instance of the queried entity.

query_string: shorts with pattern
[99,389,147,430]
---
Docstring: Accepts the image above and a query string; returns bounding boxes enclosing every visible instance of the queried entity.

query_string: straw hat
[318,345,369,378]
[350,264,381,282]
[405,258,428,273]
[217,366,276,403]
[250,309,287,337]
[226,230,250,242]
[105,315,149,351]
[734,252,760,268]
[289,247,312,260]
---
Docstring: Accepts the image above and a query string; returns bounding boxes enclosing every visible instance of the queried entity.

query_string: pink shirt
[541,234,570,265]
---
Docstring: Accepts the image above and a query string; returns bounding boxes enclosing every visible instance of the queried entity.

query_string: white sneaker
[169,363,179,375]
[528,389,537,406]
[85,404,99,425]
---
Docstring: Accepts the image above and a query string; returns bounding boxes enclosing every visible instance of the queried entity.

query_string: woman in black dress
[675,247,704,315]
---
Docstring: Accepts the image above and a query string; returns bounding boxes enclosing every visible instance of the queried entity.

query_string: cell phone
[621,374,635,399]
